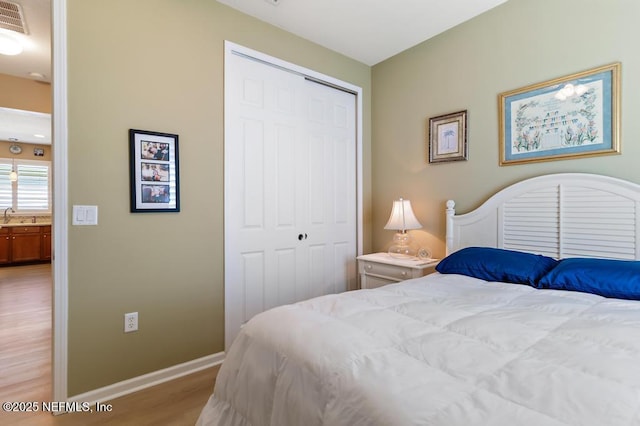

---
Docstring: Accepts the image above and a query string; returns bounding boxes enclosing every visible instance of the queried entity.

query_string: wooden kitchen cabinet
[11,226,42,262]
[0,228,10,264]
[41,225,51,261]
[0,225,52,265]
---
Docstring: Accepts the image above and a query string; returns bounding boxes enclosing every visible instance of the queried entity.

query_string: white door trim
[223,41,363,350]
[52,0,69,402]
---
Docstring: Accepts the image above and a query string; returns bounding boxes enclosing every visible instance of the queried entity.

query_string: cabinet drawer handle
[365,264,372,270]
[401,271,407,276]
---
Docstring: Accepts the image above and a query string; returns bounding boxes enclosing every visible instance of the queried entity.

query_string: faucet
[3,207,14,224]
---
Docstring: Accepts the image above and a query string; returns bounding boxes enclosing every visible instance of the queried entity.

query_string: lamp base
[388,231,418,259]
[388,245,418,259]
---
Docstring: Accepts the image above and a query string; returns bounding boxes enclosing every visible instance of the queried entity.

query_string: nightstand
[357,252,440,289]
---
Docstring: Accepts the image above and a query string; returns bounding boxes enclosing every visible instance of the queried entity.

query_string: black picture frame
[129,129,180,213]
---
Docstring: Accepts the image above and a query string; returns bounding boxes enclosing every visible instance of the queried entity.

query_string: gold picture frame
[428,110,468,164]
[499,62,621,166]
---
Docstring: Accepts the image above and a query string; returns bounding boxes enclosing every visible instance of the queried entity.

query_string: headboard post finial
[446,200,455,255]
[446,200,455,214]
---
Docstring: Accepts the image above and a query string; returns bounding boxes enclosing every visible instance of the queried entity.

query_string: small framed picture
[33,148,45,156]
[129,129,180,213]
[428,110,468,163]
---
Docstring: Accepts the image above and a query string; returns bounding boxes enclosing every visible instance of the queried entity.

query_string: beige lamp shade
[384,198,422,232]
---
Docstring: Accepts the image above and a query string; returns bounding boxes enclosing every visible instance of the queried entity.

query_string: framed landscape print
[129,129,180,212]
[428,110,468,163]
[499,62,620,166]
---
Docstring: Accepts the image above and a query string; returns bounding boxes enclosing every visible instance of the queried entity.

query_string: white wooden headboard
[446,173,640,260]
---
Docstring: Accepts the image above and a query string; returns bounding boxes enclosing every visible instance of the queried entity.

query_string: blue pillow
[435,246,558,286]
[537,257,640,300]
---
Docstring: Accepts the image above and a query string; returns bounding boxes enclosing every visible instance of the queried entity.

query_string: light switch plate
[72,205,98,225]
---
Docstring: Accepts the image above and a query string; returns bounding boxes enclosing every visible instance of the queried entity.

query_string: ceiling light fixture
[9,159,17,182]
[0,31,22,55]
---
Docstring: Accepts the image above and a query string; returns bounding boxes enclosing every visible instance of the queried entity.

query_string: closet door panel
[225,49,357,349]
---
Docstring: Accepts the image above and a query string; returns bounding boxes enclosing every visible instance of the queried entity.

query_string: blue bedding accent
[435,246,558,286]
[537,257,640,300]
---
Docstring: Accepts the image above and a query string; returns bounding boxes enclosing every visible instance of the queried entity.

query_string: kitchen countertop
[0,222,52,227]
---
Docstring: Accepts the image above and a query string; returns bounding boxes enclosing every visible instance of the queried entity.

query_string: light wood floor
[0,263,220,425]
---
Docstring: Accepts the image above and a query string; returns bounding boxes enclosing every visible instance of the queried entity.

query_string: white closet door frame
[223,41,363,350]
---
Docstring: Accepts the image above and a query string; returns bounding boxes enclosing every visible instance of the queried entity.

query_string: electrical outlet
[124,312,138,333]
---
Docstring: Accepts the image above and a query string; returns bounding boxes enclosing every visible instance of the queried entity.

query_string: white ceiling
[0,107,51,144]
[216,0,510,66]
[0,0,50,82]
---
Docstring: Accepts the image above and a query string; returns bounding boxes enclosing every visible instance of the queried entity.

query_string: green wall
[66,0,371,396]
[371,0,640,258]
[66,0,640,397]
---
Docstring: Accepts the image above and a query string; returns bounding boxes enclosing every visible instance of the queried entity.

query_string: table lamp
[384,198,422,258]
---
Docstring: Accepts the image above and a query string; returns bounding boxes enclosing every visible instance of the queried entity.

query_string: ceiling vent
[0,1,28,34]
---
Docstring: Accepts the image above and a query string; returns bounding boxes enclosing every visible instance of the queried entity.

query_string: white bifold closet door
[225,49,357,349]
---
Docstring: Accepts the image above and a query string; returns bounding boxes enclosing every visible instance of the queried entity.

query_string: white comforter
[197,273,640,426]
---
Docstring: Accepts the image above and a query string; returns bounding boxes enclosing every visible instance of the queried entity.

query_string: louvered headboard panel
[501,187,560,258]
[561,186,637,259]
[446,173,640,260]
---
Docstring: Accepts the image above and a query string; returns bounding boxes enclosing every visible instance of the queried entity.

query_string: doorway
[0,0,59,406]
[223,42,363,350]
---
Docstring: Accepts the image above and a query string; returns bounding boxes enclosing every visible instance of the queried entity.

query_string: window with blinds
[0,159,51,212]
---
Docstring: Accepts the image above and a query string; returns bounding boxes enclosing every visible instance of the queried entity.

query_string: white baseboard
[69,352,224,405]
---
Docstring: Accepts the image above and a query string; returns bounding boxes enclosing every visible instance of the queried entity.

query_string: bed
[198,173,640,426]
